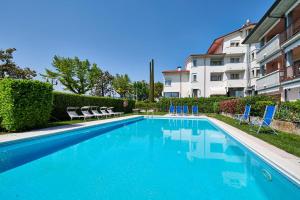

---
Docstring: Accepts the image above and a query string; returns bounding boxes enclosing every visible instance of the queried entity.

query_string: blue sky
[1,0,274,85]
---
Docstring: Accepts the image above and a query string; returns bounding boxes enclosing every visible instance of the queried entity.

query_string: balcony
[225,63,246,71]
[226,79,246,88]
[224,46,246,54]
[280,18,300,45]
[283,65,300,82]
[256,34,281,63]
[256,70,280,91]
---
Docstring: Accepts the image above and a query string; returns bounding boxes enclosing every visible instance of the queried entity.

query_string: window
[256,69,260,77]
[210,58,223,66]
[211,73,223,81]
[230,57,240,63]
[165,80,171,86]
[164,92,179,98]
[192,73,197,82]
[251,52,255,61]
[192,59,197,67]
[230,41,239,47]
[192,89,198,97]
[252,70,255,78]
[230,73,240,80]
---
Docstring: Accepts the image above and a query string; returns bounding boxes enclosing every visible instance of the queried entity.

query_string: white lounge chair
[81,106,95,119]
[100,107,113,117]
[66,107,85,120]
[91,106,105,118]
[107,107,123,116]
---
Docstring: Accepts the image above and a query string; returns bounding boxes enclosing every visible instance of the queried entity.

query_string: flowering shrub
[219,99,245,114]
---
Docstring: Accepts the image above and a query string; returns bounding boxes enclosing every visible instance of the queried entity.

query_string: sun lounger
[250,105,277,134]
[81,106,95,119]
[235,105,251,124]
[66,107,85,120]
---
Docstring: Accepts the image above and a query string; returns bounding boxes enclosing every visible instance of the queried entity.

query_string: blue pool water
[0,117,299,200]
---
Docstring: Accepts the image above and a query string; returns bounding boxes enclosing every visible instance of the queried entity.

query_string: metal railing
[283,65,300,81]
[256,70,280,90]
[280,18,300,44]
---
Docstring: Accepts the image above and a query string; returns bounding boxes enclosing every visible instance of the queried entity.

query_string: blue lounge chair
[250,105,277,134]
[183,105,189,115]
[192,105,198,116]
[176,106,182,115]
[235,105,251,124]
[169,104,175,115]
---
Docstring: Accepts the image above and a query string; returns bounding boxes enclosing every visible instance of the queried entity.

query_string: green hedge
[51,92,135,121]
[276,100,300,122]
[0,79,53,131]
[158,97,234,113]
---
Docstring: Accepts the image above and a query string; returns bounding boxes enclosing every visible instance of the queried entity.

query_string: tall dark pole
[149,59,155,102]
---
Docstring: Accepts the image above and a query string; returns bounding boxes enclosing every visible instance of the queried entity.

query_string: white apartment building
[162,0,300,101]
[243,0,300,101]
[162,22,257,98]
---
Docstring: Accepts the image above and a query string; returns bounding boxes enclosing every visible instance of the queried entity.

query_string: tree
[0,48,36,79]
[41,56,99,94]
[112,74,132,98]
[154,82,163,99]
[133,80,149,101]
[91,70,114,96]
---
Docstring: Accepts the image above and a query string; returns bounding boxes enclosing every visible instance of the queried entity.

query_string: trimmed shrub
[159,96,233,113]
[276,100,300,122]
[0,79,53,131]
[252,101,275,117]
[135,101,159,110]
[213,102,220,114]
[51,92,135,121]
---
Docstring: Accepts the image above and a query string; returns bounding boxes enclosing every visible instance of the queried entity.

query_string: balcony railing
[283,65,300,81]
[256,70,280,91]
[225,63,246,71]
[280,18,300,44]
[224,46,246,54]
[256,34,280,63]
[226,79,246,88]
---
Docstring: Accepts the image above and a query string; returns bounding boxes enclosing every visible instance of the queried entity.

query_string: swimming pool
[0,117,299,199]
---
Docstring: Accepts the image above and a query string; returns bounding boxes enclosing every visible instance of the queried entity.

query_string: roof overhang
[162,70,190,74]
[243,0,297,44]
[207,24,256,53]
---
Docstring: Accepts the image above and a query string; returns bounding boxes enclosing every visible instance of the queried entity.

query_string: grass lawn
[207,114,300,157]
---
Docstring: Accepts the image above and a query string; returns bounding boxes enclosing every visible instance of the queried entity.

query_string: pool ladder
[261,169,272,182]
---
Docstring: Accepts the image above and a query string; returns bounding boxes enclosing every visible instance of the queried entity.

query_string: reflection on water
[157,118,300,199]
[161,118,247,189]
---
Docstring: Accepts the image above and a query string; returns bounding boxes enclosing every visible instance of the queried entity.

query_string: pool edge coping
[0,115,142,144]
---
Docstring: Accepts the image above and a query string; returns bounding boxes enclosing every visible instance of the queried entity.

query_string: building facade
[243,0,300,101]
[162,0,300,101]
[162,22,256,98]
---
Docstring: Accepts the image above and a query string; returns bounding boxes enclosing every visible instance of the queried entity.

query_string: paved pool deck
[0,114,299,185]
[0,115,141,144]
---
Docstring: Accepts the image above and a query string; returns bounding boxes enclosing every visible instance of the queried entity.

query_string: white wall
[163,73,190,97]
[162,25,255,98]
[287,87,300,101]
